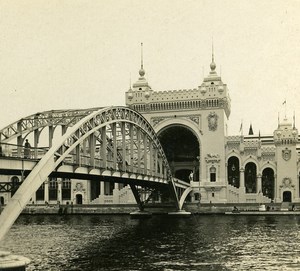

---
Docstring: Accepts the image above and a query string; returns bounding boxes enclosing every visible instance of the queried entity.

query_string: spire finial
[212,38,214,63]
[283,99,287,119]
[210,38,216,71]
[141,42,143,69]
[293,110,295,128]
[139,42,145,77]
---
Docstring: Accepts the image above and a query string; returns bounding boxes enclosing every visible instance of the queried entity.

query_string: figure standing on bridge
[24,139,31,158]
[189,171,194,182]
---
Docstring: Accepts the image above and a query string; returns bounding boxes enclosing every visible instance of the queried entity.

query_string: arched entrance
[227,156,240,188]
[0,196,4,205]
[75,194,83,204]
[262,168,275,200]
[283,191,292,202]
[157,125,200,182]
[245,162,257,193]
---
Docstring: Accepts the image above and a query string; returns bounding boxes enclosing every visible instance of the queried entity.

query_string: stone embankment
[1,202,299,215]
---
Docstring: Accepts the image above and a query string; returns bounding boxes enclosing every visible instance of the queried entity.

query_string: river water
[1,214,300,271]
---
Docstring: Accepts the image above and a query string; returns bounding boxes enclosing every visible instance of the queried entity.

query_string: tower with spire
[126,43,152,104]
[125,43,231,203]
[273,116,299,202]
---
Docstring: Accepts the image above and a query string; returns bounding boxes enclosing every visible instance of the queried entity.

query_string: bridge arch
[0,106,177,241]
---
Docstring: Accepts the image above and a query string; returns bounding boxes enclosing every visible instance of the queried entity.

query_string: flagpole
[283,99,287,119]
[239,119,243,136]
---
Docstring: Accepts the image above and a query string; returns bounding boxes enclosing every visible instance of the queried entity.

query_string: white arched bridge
[0,106,192,240]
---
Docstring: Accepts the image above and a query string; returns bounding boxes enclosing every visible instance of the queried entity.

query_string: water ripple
[1,215,300,270]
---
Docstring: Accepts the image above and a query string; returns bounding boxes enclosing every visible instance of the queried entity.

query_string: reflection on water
[1,214,300,270]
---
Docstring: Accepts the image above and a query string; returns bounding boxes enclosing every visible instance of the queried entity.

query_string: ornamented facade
[125,49,300,204]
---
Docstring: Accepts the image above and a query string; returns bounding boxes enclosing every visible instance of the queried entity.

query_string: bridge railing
[0,143,166,179]
[0,142,48,160]
[63,153,165,179]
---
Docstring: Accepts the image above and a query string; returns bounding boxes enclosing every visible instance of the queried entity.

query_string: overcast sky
[0,0,299,136]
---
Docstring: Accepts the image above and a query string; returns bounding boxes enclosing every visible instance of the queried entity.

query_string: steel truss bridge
[0,106,192,240]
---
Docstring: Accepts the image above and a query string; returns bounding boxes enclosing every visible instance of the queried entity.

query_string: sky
[0,0,299,136]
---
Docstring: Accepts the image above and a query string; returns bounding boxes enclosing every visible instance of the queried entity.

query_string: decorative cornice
[205,153,220,163]
[151,115,200,127]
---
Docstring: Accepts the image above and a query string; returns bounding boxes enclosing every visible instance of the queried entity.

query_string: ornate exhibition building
[125,51,300,205]
[0,51,299,206]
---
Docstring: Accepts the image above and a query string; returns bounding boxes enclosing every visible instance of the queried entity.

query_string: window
[210,166,216,182]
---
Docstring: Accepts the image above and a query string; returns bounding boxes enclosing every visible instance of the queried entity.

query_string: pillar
[257,174,262,194]
[239,168,245,189]
[113,183,120,204]
[100,181,105,196]
[274,174,280,203]
[239,168,245,202]
[44,180,49,203]
[57,178,62,204]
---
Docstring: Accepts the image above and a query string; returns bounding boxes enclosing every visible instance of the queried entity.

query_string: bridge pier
[168,209,191,217]
[0,251,30,271]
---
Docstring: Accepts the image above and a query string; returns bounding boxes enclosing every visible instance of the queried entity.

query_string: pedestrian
[24,139,31,158]
[189,171,194,182]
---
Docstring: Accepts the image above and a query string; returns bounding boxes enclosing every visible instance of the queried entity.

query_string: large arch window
[227,156,240,188]
[262,168,275,199]
[158,125,200,182]
[245,162,257,193]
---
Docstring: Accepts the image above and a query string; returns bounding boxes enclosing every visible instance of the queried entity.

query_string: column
[257,174,262,193]
[274,174,279,203]
[239,168,245,202]
[44,179,49,204]
[113,183,120,204]
[239,168,245,189]
[100,181,105,195]
[99,181,105,204]
[57,178,62,204]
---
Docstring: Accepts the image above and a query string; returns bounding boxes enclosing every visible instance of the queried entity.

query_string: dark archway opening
[76,194,83,204]
[283,191,292,202]
[245,162,257,193]
[227,156,240,188]
[158,125,200,182]
[262,168,275,200]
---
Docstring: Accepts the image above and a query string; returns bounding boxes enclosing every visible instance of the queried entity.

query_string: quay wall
[2,203,299,215]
